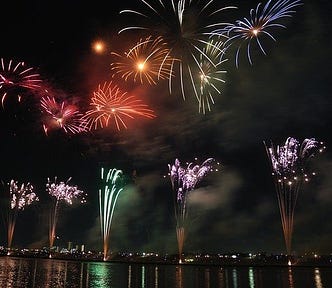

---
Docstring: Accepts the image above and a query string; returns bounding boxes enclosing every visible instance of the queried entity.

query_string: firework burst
[99,167,125,261]
[46,177,86,249]
[111,36,174,85]
[216,0,302,67]
[0,58,42,107]
[81,82,156,131]
[40,96,87,135]
[264,137,325,255]
[119,0,235,104]
[6,179,38,249]
[168,157,216,262]
[197,40,227,114]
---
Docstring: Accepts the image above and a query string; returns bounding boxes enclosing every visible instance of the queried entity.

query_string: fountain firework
[264,137,325,254]
[6,179,38,249]
[99,167,125,261]
[168,157,216,262]
[46,177,86,249]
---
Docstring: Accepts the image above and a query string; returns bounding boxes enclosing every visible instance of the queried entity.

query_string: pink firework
[40,96,87,135]
[0,58,42,107]
[81,82,156,131]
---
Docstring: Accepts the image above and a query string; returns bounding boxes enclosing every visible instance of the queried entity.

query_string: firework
[264,137,325,254]
[81,82,156,131]
[92,40,107,54]
[46,177,86,249]
[118,0,235,104]
[99,167,125,261]
[40,96,87,135]
[6,179,38,249]
[0,58,42,107]
[111,36,174,85]
[168,157,216,262]
[216,0,302,67]
[197,40,227,114]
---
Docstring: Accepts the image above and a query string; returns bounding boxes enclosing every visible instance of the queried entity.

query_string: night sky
[0,0,331,256]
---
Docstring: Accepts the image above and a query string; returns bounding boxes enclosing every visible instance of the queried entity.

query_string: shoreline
[1,254,332,268]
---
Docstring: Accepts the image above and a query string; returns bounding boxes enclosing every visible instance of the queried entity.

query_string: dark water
[0,257,331,288]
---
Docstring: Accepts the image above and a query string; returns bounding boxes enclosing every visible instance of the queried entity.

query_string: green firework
[99,167,124,261]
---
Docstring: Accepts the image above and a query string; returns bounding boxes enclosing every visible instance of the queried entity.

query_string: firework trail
[264,137,325,255]
[111,36,174,85]
[40,96,87,135]
[81,81,156,131]
[99,167,125,261]
[168,157,215,262]
[215,0,302,67]
[0,58,42,107]
[46,177,86,249]
[118,0,235,106]
[5,179,38,249]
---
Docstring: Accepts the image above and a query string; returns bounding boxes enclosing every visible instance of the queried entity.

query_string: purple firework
[168,157,216,261]
[264,137,325,255]
[265,137,325,182]
[7,179,39,249]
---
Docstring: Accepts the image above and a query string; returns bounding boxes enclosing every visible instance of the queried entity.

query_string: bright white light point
[111,108,116,113]
[137,62,145,71]
[252,29,259,36]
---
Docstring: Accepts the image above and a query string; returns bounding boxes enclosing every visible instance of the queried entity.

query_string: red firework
[81,82,156,131]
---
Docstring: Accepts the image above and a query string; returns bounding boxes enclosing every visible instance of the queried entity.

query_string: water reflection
[0,257,331,288]
[141,265,145,288]
[87,262,111,287]
[204,268,210,288]
[218,268,224,288]
[128,265,132,288]
[0,257,30,287]
[175,265,183,288]
[248,267,255,288]
[232,268,238,288]
[154,266,158,288]
[288,267,294,288]
[315,268,323,288]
